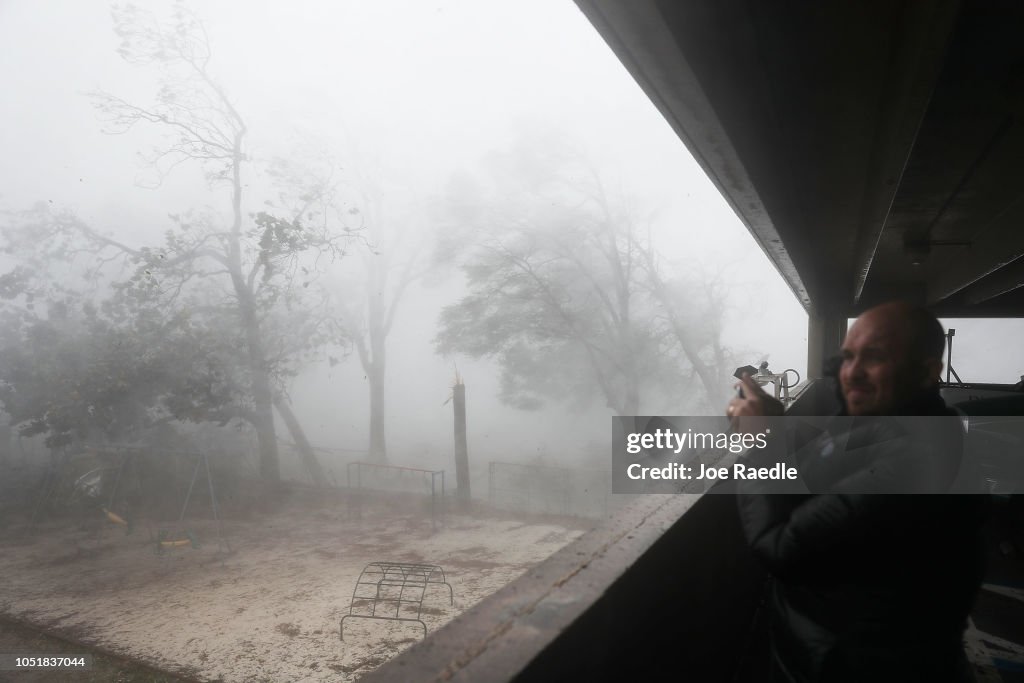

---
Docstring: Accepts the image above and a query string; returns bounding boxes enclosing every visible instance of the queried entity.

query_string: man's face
[839,311,917,416]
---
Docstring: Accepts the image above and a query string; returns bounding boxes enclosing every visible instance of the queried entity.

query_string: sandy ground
[0,489,587,682]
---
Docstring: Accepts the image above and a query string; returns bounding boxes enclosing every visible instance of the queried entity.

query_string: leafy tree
[28,2,352,482]
[0,289,246,449]
[436,133,739,416]
[0,202,343,485]
[435,137,676,415]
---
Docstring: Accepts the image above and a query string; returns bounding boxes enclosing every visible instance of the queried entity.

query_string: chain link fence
[487,461,611,519]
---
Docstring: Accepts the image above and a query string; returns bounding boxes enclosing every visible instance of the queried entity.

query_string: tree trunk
[249,348,280,483]
[217,123,280,484]
[651,276,725,409]
[273,395,327,486]
[366,259,388,463]
[367,362,386,463]
[235,278,280,483]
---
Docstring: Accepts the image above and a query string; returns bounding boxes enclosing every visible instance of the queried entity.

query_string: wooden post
[453,378,470,508]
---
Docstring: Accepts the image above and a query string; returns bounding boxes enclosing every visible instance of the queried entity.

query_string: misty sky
[1,0,1019,471]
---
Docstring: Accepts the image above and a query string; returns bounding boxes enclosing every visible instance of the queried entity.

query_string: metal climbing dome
[340,562,453,640]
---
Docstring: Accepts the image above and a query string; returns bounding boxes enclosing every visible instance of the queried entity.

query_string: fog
[2,2,1023,680]
[0,0,817,484]
[2,0,1020,483]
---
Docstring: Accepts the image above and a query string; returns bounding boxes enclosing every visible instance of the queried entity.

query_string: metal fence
[487,461,610,519]
[345,461,446,528]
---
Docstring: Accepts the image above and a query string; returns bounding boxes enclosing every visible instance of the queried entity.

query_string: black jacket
[737,390,990,682]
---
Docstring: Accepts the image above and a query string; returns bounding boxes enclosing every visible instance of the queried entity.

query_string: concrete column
[807,313,847,379]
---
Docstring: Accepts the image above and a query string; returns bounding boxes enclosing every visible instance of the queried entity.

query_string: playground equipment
[153,449,228,557]
[345,461,446,529]
[29,445,144,535]
[340,562,453,640]
[26,443,230,555]
[155,528,200,553]
[101,506,132,534]
[97,447,144,535]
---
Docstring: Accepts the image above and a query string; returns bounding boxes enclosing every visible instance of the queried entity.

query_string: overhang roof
[575,0,1024,318]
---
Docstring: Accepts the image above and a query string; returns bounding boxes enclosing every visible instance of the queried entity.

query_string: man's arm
[728,374,965,580]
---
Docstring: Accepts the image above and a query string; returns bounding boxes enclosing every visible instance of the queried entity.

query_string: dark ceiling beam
[850,0,961,303]
[927,193,1024,304]
[910,116,1013,246]
[573,0,810,310]
[957,255,1024,306]
[575,0,1023,319]
[930,285,1024,318]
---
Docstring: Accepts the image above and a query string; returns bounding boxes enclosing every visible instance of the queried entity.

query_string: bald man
[729,301,947,420]
[730,302,989,682]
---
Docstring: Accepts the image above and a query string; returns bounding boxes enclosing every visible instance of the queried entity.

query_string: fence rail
[487,461,610,519]
[345,461,446,528]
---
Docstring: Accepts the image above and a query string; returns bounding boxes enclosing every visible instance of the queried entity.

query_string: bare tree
[78,3,349,483]
[640,249,738,412]
[335,177,431,463]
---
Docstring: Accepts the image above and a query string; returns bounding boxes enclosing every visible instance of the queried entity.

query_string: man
[729,301,989,682]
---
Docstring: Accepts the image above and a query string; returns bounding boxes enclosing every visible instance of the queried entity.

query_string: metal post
[946,328,954,384]
[178,454,202,525]
[203,451,228,553]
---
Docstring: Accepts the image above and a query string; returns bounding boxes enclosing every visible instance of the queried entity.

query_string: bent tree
[435,136,673,416]
[0,283,253,451]
[436,132,739,417]
[76,4,347,482]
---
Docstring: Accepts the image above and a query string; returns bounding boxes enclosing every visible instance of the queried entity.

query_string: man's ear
[921,357,943,387]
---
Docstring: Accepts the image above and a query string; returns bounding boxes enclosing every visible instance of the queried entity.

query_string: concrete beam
[807,313,848,380]
[928,200,1024,304]
[359,493,764,682]
[851,0,960,303]
[572,0,811,311]
[960,255,1024,305]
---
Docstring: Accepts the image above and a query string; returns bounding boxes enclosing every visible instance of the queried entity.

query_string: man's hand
[727,373,784,433]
